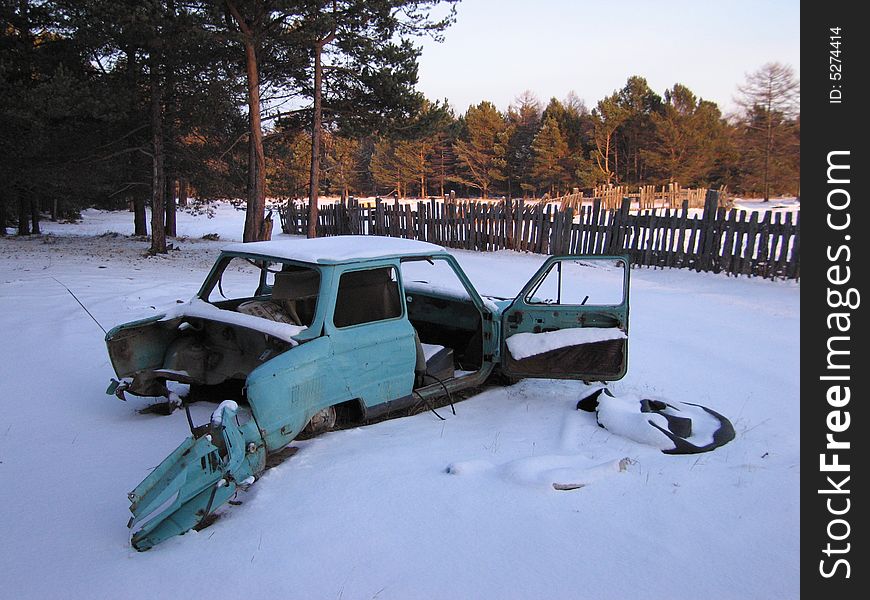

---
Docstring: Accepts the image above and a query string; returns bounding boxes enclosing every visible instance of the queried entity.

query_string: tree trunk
[0,191,7,235]
[439,150,446,197]
[149,48,166,255]
[30,197,40,234]
[420,145,426,198]
[165,177,176,237]
[133,195,148,236]
[17,189,30,236]
[178,177,188,207]
[763,104,772,202]
[125,43,147,236]
[308,39,327,239]
[242,37,266,242]
[225,1,266,242]
[163,3,177,237]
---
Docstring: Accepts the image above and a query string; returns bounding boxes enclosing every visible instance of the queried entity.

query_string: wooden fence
[555,183,729,212]
[276,190,799,280]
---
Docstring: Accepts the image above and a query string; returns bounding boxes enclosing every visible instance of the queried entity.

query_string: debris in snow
[446,455,630,491]
[506,327,626,360]
[595,392,676,450]
[585,389,736,454]
[552,482,585,490]
[552,458,631,491]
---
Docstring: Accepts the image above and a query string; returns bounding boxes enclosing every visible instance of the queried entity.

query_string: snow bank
[0,207,799,600]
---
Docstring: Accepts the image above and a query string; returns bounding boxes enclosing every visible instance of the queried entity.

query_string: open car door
[500,255,630,381]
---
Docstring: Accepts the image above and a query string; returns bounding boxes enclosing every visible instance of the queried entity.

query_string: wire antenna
[52,277,108,335]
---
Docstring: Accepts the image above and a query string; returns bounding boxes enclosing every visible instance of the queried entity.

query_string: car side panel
[245,337,334,452]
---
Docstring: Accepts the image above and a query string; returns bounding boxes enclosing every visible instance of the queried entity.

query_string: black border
[802,3,865,595]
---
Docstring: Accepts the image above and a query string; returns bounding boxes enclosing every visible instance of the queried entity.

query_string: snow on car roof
[221,235,448,264]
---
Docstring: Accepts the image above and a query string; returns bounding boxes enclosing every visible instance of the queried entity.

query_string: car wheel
[301,405,337,437]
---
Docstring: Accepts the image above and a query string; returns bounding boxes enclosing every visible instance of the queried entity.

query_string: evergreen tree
[642,83,727,186]
[53,0,245,250]
[591,92,628,185]
[540,95,596,193]
[218,0,309,242]
[2,0,128,234]
[614,76,661,183]
[736,104,799,197]
[265,129,311,200]
[735,62,800,200]
[427,126,458,198]
[453,101,509,199]
[531,116,571,196]
[369,137,419,197]
[506,91,541,197]
[324,134,362,200]
[541,96,586,154]
[286,0,459,236]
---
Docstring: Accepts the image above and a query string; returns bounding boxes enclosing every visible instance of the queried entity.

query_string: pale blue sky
[416,0,800,115]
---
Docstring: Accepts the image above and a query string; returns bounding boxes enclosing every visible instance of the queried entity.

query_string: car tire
[301,405,337,437]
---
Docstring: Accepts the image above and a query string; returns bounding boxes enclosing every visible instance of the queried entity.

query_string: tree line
[1,1,798,250]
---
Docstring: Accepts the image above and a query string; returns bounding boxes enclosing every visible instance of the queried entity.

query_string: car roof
[220,235,449,265]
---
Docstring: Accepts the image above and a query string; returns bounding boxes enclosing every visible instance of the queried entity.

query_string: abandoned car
[105,235,630,550]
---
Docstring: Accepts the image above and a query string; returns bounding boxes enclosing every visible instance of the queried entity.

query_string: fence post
[375,197,383,236]
[695,189,718,271]
[611,197,631,255]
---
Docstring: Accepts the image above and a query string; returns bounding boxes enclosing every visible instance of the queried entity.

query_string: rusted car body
[106,236,630,550]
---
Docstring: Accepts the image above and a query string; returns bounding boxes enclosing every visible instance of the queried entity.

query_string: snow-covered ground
[0,204,799,600]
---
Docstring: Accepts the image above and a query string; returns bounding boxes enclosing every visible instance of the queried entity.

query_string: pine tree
[2,0,133,234]
[369,138,420,198]
[289,0,459,236]
[531,116,571,196]
[453,101,509,199]
[541,96,587,155]
[506,91,541,197]
[591,93,628,185]
[642,84,727,186]
[427,129,458,198]
[324,134,362,200]
[265,130,311,201]
[219,0,308,242]
[52,0,245,250]
[614,76,661,184]
[540,95,597,193]
[735,63,800,200]
[737,104,799,198]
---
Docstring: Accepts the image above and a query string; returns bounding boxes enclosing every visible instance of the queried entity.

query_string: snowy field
[0,205,799,600]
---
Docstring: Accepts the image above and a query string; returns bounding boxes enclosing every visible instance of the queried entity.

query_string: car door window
[333,266,402,328]
[526,258,626,306]
[206,257,267,303]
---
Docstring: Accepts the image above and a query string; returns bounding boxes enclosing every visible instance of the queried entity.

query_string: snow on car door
[500,255,630,381]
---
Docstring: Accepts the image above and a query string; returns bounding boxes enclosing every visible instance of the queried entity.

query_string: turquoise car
[106,236,630,550]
